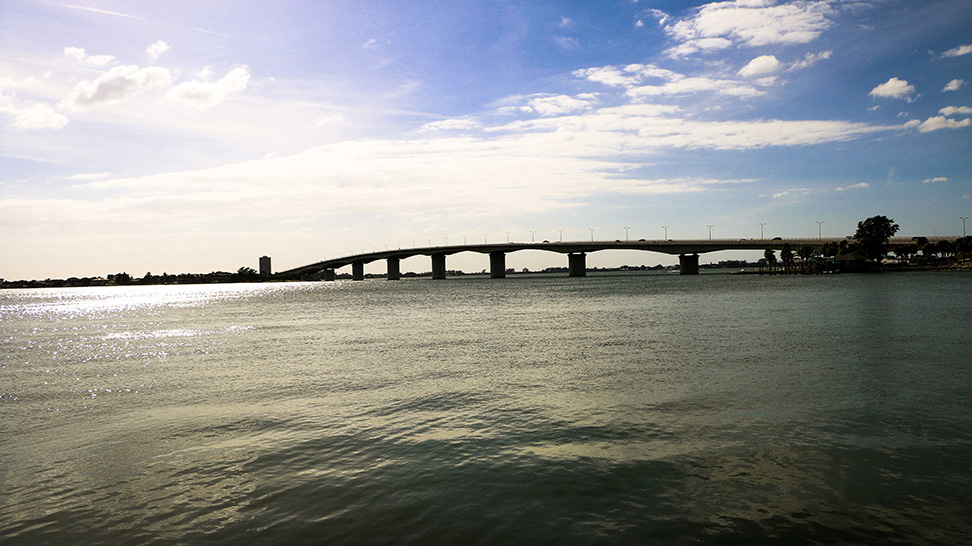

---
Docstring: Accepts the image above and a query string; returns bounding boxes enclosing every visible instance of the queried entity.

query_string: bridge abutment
[432,254,447,279]
[352,261,365,281]
[386,257,400,280]
[679,254,699,275]
[490,252,506,278]
[323,268,336,281]
[568,253,586,277]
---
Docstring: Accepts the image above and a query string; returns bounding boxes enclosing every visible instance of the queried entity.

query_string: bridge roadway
[279,237,940,280]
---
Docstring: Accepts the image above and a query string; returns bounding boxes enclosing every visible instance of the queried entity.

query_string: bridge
[279,236,949,280]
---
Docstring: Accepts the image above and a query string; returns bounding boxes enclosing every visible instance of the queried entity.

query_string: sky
[1,0,970,279]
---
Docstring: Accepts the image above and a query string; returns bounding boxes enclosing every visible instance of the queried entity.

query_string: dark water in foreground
[2,272,971,545]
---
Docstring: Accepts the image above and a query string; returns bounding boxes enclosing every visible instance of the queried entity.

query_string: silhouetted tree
[821,241,839,258]
[764,249,777,271]
[781,243,794,272]
[853,215,899,261]
[235,266,259,282]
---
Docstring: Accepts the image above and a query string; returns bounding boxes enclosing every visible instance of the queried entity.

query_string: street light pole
[484,234,488,244]
[558,229,564,242]
[662,225,669,239]
[506,232,511,243]
[531,230,536,242]
[463,235,467,245]
[589,227,595,241]
[624,226,630,241]
[962,217,969,238]
[707,224,713,241]
[816,221,823,239]
[759,222,766,239]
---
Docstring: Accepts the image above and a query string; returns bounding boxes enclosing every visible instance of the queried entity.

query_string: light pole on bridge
[662,226,669,239]
[816,221,823,239]
[484,233,488,244]
[589,227,595,241]
[962,217,969,238]
[506,232,511,243]
[624,226,630,241]
[531,230,536,242]
[758,222,766,239]
[558,229,564,242]
[707,224,713,241]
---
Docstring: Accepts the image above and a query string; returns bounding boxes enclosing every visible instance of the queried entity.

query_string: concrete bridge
[279,237,947,280]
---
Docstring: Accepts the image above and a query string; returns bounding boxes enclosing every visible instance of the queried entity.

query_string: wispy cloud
[835,182,869,191]
[162,66,249,110]
[922,177,947,184]
[941,44,972,58]
[50,2,144,20]
[145,41,170,62]
[63,46,115,67]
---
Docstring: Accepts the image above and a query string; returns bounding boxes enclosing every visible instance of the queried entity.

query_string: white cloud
[628,76,763,99]
[772,187,812,198]
[789,50,831,71]
[939,106,972,116]
[868,77,914,99]
[67,172,113,180]
[0,91,69,129]
[418,118,483,132]
[557,17,573,29]
[63,46,116,67]
[554,36,580,50]
[315,113,345,128]
[942,44,972,58]
[663,0,835,58]
[644,9,670,27]
[738,55,782,77]
[922,177,947,184]
[835,182,869,191]
[145,41,170,61]
[917,116,971,133]
[162,66,249,109]
[62,65,172,109]
[665,38,732,58]
[943,79,966,92]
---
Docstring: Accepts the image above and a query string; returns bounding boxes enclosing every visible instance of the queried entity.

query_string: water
[2,272,971,545]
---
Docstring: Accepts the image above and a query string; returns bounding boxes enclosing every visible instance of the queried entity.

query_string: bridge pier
[386,257,400,280]
[431,254,447,280]
[322,268,335,281]
[352,261,365,281]
[490,251,506,278]
[568,253,586,277]
[679,254,700,275]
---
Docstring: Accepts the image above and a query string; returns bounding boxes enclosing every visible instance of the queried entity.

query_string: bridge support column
[490,251,506,278]
[431,254,447,280]
[323,268,336,281]
[352,261,365,281]
[679,254,699,275]
[386,257,400,280]
[568,253,586,277]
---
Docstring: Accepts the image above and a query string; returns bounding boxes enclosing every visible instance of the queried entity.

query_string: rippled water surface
[2,272,971,545]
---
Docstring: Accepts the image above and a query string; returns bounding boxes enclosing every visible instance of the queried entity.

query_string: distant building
[259,256,271,276]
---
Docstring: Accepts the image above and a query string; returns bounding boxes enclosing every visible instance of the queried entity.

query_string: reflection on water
[2,273,971,545]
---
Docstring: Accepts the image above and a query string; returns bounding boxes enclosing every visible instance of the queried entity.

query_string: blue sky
[1,0,969,279]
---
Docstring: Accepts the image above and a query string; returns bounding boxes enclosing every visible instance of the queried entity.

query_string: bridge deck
[279,236,949,277]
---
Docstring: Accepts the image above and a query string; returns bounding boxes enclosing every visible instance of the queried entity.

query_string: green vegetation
[853,215,900,261]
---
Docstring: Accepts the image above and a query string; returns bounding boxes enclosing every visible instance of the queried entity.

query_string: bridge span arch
[277,237,892,280]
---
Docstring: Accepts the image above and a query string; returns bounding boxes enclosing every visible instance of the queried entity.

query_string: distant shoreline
[3,260,969,290]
